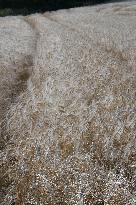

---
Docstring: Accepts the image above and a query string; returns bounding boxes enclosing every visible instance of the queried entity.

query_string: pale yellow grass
[0,1,136,205]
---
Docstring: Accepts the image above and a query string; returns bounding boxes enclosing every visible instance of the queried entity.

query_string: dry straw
[0,1,136,205]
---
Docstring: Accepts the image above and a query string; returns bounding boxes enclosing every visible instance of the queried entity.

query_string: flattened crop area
[0,1,136,205]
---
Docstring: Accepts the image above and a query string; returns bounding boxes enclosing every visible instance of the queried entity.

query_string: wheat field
[0,1,136,205]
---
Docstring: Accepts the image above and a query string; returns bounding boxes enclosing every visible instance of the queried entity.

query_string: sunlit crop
[0,1,136,204]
